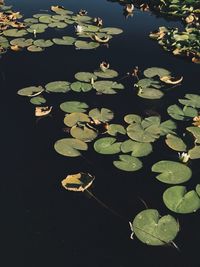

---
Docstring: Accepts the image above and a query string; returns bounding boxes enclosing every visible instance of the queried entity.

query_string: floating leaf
[165,134,187,152]
[49,22,68,28]
[27,45,44,52]
[144,67,171,78]
[113,154,142,171]
[64,112,90,127]
[75,72,97,82]
[70,125,98,142]
[124,114,142,124]
[178,94,200,108]
[93,80,124,94]
[61,172,94,192]
[52,36,76,45]
[188,146,200,159]
[152,160,192,184]
[132,209,179,246]
[187,127,200,143]
[160,120,177,136]
[60,101,88,113]
[3,29,27,37]
[121,140,153,157]
[163,186,200,214]
[100,27,123,35]
[89,108,114,123]
[10,38,33,47]
[54,138,88,157]
[70,81,92,92]
[30,96,46,105]
[167,104,198,121]
[107,124,126,136]
[27,23,48,33]
[17,86,44,97]
[94,137,121,154]
[45,81,71,93]
[75,40,99,49]
[94,69,118,79]
[137,87,164,99]
[33,39,54,48]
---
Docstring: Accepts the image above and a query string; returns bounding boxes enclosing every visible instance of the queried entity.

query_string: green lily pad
[93,80,124,94]
[100,27,123,35]
[94,137,121,154]
[17,86,44,97]
[89,108,114,123]
[33,39,54,48]
[144,67,171,78]
[48,22,68,28]
[61,172,95,192]
[33,13,52,19]
[113,154,142,171]
[160,120,177,136]
[121,140,153,157]
[137,88,164,99]
[27,45,44,52]
[167,104,198,121]
[187,127,200,143]
[75,40,99,50]
[165,134,187,151]
[54,138,88,157]
[163,186,200,214]
[152,160,192,184]
[52,36,76,45]
[10,38,33,47]
[188,146,200,159]
[24,18,38,24]
[27,23,48,33]
[45,81,71,93]
[74,72,97,82]
[132,209,179,246]
[0,36,9,48]
[3,29,28,37]
[39,15,55,24]
[124,114,142,124]
[94,69,118,79]
[107,124,126,136]
[70,81,92,92]
[196,184,200,198]
[70,125,98,142]
[60,101,89,113]
[64,112,90,127]
[30,96,46,105]
[179,94,200,108]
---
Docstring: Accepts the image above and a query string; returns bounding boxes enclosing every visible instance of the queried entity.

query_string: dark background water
[2,0,200,266]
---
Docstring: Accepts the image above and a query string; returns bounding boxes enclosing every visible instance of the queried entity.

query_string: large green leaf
[89,108,114,123]
[93,80,124,94]
[45,81,71,93]
[167,104,198,121]
[187,127,200,143]
[64,112,90,127]
[70,125,98,142]
[144,67,171,78]
[94,137,121,154]
[188,146,200,159]
[152,160,192,184]
[60,101,89,113]
[163,186,200,214]
[54,138,88,157]
[121,140,153,157]
[179,94,200,108]
[165,134,187,151]
[113,155,142,171]
[75,72,97,82]
[107,124,126,136]
[132,209,179,246]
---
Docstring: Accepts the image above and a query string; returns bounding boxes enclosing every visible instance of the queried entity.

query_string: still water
[2,0,200,266]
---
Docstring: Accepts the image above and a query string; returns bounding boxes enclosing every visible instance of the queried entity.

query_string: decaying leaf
[160,76,183,85]
[35,106,52,117]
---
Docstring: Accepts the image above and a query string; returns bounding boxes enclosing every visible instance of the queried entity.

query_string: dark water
[2,0,200,266]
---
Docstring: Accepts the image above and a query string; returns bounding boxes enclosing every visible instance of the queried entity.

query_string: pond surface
[2,0,200,266]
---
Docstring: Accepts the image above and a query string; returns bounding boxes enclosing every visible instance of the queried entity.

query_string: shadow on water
[2,0,200,266]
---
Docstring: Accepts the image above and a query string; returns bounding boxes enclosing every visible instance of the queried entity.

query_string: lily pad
[89,108,114,123]
[70,81,92,92]
[60,101,88,113]
[124,114,142,124]
[17,86,44,97]
[3,29,28,37]
[187,127,200,143]
[75,72,97,82]
[61,172,95,192]
[100,27,123,35]
[27,23,48,33]
[48,22,68,28]
[167,104,198,121]
[188,146,200,159]
[137,88,164,99]
[94,137,121,154]
[93,80,124,94]
[163,186,200,214]
[113,154,142,171]
[179,94,200,108]
[64,112,90,127]
[160,120,177,136]
[121,140,153,157]
[132,209,179,246]
[165,134,187,151]
[33,39,54,48]
[27,45,44,52]
[54,138,88,157]
[30,96,46,105]
[94,69,118,79]
[144,67,171,78]
[10,38,33,47]
[52,36,76,45]
[152,160,192,184]
[75,40,100,50]
[70,125,98,142]
[107,124,126,136]
[45,81,71,93]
